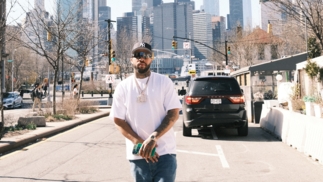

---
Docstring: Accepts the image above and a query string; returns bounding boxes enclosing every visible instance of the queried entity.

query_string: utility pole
[189,32,192,64]
[0,0,6,138]
[105,19,115,103]
[105,19,116,72]
[225,40,228,66]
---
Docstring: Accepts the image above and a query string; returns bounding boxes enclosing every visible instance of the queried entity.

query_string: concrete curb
[0,110,110,155]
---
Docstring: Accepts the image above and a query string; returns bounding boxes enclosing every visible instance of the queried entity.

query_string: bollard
[82,90,84,97]
[101,91,103,97]
[91,91,93,97]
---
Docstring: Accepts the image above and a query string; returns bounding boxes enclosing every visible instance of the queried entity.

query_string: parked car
[18,84,34,94]
[2,92,23,109]
[182,76,248,136]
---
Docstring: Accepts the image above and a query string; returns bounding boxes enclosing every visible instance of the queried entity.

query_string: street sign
[7,60,13,63]
[105,74,114,84]
[183,42,191,49]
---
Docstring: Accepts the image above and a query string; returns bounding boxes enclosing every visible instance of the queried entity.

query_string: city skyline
[8,0,261,28]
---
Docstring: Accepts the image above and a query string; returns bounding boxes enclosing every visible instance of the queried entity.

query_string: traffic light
[174,41,177,49]
[227,46,231,54]
[111,49,116,62]
[172,40,175,49]
[85,59,89,66]
[47,31,52,41]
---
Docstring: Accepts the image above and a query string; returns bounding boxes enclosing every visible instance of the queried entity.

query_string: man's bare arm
[153,108,180,139]
[114,117,144,144]
[140,108,180,158]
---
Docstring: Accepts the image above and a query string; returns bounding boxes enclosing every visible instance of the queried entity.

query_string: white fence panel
[304,118,323,162]
[286,113,308,152]
[260,105,323,165]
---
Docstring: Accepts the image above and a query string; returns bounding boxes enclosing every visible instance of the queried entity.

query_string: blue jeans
[129,154,177,182]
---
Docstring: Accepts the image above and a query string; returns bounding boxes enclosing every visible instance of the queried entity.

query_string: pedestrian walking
[111,42,182,182]
[73,84,79,99]
[186,79,189,87]
[32,83,43,111]
[42,78,49,97]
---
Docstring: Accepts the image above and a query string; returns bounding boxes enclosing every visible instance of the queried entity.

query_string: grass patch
[4,123,37,133]
[52,114,73,120]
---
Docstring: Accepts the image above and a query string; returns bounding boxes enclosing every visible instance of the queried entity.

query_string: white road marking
[216,145,230,168]
[177,149,218,157]
[176,145,230,169]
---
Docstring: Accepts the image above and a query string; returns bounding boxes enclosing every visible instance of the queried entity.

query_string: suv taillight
[229,96,245,104]
[185,96,203,105]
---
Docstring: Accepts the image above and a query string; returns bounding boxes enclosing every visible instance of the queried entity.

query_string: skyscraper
[259,1,283,33]
[34,0,45,11]
[132,0,162,16]
[243,0,252,29]
[228,0,243,30]
[98,1,111,55]
[153,3,193,52]
[132,0,142,16]
[228,0,252,30]
[22,0,51,52]
[117,13,150,43]
[212,16,226,42]
[203,0,219,16]
[175,0,195,10]
[193,11,212,59]
[98,0,106,6]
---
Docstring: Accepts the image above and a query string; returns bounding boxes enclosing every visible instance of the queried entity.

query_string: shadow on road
[181,124,280,142]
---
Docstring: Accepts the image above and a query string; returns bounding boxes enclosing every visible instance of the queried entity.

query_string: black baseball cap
[132,42,152,54]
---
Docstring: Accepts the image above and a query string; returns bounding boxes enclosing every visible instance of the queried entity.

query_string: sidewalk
[0,108,111,155]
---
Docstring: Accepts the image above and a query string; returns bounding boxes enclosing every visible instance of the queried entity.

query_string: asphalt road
[0,116,322,182]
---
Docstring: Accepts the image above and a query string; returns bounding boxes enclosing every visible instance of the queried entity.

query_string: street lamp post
[12,49,17,92]
[47,65,51,103]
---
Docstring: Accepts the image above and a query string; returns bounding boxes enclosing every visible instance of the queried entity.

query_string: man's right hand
[139,138,157,160]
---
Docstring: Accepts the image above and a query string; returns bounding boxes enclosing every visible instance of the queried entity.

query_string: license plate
[211,99,221,104]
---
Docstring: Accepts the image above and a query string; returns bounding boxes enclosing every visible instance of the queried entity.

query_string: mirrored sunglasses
[133,52,152,59]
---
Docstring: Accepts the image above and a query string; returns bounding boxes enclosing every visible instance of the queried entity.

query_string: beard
[134,63,151,74]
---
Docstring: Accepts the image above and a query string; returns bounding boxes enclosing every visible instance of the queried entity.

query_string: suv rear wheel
[237,122,248,136]
[183,122,192,136]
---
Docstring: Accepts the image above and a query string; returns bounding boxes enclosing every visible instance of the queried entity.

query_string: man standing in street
[111,42,182,182]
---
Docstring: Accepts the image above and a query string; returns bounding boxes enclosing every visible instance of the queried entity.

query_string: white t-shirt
[111,72,182,160]
[73,88,78,95]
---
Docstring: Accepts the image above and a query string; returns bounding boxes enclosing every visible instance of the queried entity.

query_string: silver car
[2,92,23,109]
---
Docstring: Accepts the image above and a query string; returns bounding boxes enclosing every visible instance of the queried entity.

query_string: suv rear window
[190,78,241,95]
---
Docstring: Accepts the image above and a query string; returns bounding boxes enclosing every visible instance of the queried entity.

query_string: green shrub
[26,123,37,130]
[4,123,37,133]
[79,106,98,114]
[305,59,320,80]
[52,114,73,120]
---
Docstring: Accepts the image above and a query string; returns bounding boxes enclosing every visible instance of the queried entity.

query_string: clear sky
[8,0,260,27]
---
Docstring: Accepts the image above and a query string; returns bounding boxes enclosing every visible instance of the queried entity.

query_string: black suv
[182,76,248,136]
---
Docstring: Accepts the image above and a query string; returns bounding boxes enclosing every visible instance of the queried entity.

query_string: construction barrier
[260,105,323,165]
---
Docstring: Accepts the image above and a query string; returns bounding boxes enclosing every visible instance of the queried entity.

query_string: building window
[271,45,278,60]
[258,45,265,60]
